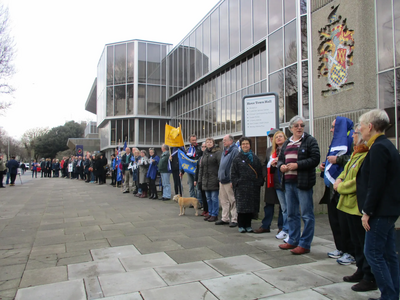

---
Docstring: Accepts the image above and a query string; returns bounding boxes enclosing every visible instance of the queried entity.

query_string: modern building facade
[85,0,400,162]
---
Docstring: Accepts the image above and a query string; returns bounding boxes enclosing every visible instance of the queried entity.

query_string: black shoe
[351,279,378,292]
[229,222,238,227]
[161,197,170,201]
[123,191,129,194]
[149,194,154,199]
[0,186,5,188]
[343,272,364,283]
[215,220,229,225]
[152,195,158,200]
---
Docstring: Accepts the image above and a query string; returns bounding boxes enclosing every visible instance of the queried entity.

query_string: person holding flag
[147,148,160,199]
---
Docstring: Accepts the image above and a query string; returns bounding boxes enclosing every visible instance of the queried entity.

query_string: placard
[242,93,279,137]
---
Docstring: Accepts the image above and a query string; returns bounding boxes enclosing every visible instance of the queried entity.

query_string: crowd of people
[1,109,399,300]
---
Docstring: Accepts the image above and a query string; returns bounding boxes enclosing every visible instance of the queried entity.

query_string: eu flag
[76,145,83,156]
[177,149,198,175]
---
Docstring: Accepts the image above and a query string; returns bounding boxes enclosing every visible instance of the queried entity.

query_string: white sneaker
[275,231,288,240]
[337,253,356,265]
[283,235,289,243]
[327,249,343,259]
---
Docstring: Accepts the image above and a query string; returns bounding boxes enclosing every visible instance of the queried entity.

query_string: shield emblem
[328,63,347,89]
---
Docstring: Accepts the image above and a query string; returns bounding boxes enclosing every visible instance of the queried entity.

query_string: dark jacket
[231,152,264,213]
[170,147,183,172]
[185,143,203,159]
[121,153,133,172]
[277,132,320,190]
[218,143,239,184]
[356,135,400,217]
[262,146,280,204]
[158,151,170,173]
[6,159,19,175]
[198,146,221,191]
[40,161,46,169]
[194,157,202,189]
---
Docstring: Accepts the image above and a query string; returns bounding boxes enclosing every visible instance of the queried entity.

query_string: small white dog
[173,195,199,216]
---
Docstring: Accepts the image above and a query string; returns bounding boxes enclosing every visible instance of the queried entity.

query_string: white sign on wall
[242,93,279,137]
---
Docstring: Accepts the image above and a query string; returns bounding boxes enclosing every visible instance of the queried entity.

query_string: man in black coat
[40,159,46,178]
[121,148,133,193]
[6,156,19,186]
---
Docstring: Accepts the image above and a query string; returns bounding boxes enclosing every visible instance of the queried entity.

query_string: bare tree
[21,127,49,161]
[0,3,15,112]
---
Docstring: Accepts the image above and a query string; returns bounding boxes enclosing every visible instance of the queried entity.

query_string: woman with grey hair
[333,123,377,292]
[137,150,150,198]
[277,115,320,255]
[356,109,400,300]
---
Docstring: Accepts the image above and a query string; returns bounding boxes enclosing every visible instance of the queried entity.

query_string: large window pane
[254,50,260,83]
[129,119,134,144]
[236,90,243,131]
[114,85,126,116]
[285,21,297,66]
[107,46,114,86]
[253,0,267,42]
[147,85,161,116]
[195,26,203,80]
[284,0,296,23]
[268,0,283,33]
[111,120,116,145]
[268,29,283,73]
[183,39,189,87]
[269,71,284,123]
[261,47,267,79]
[301,16,308,60]
[226,94,231,133]
[379,70,396,143]
[138,84,146,114]
[248,55,254,86]
[229,0,240,58]
[220,0,229,65]
[139,119,145,144]
[231,93,237,131]
[153,120,160,145]
[300,0,307,15]
[146,120,152,144]
[302,61,309,119]
[203,18,211,75]
[190,33,196,83]
[161,46,167,85]
[107,87,113,116]
[117,120,122,145]
[242,60,247,89]
[161,86,167,116]
[395,0,400,66]
[376,0,394,71]
[240,0,252,51]
[114,44,126,85]
[127,84,134,114]
[138,43,147,83]
[123,119,128,143]
[285,64,298,122]
[147,43,161,84]
[127,42,135,83]
[210,9,220,70]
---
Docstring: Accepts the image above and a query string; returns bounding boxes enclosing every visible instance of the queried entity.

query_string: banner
[177,149,197,175]
[76,145,83,156]
[165,124,184,147]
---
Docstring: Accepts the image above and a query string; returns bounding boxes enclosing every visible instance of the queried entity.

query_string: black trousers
[0,171,4,186]
[238,213,253,228]
[111,169,117,184]
[10,173,17,184]
[345,213,375,281]
[172,170,182,196]
[200,188,208,213]
[327,192,354,255]
[149,178,157,195]
[140,182,148,192]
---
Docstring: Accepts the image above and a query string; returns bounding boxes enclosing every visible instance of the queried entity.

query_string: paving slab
[15,279,86,300]
[94,292,143,300]
[140,281,218,300]
[120,252,177,271]
[68,258,126,280]
[204,255,271,275]
[98,269,167,297]
[254,265,333,293]
[165,247,222,264]
[154,261,222,285]
[83,277,104,300]
[133,239,184,254]
[302,260,358,283]
[313,282,381,300]
[0,264,26,281]
[19,266,67,288]
[201,273,283,300]
[91,245,141,260]
[261,289,330,299]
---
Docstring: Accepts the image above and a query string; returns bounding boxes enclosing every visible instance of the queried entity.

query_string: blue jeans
[365,216,399,300]
[205,190,219,217]
[261,204,283,230]
[160,173,171,199]
[187,173,202,205]
[276,189,288,233]
[285,183,315,249]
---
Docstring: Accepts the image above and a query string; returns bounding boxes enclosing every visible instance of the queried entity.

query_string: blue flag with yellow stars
[177,149,197,175]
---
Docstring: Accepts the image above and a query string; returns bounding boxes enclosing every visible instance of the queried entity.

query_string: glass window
[138,85,146,114]
[268,28,283,73]
[114,85,126,116]
[240,0,252,51]
[161,86,167,116]
[268,0,283,33]
[107,46,114,86]
[260,47,267,79]
[378,70,396,143]
[248,55,254,86]
[213,101,217,136]
[231,65,237,92]
[229,0,240,59]
[236,62,242,90]
[285,21,297,66]
[226,94,231,133]
[173,50,178,93]
[178,45,184,88]
[190,33,196,84]
[253,0,267,42]
[138,43,147,83]
[395,0,400,66]
[111,120,116,145]
[220,0,229,65]
[114,44,126,85]
[376,0,394,71]
[284,0,296,23]
[285,64,298,122]
[123,119,128,143]
[107,87,113,116]
[236,90,243,131]
[117,120,122,145]
[146,120,152,144]
[231,93,237,131]
[269,71,284,123]
[154,119,160,145]
[147,85,161,116]
[160,119,166,143]
[195,26,203,80]
[203,18,211,75]
[210,9,220,70]
[139,119,145,144]
[129,119,134,144]
[127,84,134,115]
[147,43,161,84]
[127,42,135,83]
[183,39,189,87]
[302,61,309,119]
[254,50,260,83]
[300,0,307,15]
[301,16,308,60]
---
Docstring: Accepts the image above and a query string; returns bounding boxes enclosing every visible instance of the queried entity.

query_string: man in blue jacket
[6,156,19,186]
[216,134,239,227]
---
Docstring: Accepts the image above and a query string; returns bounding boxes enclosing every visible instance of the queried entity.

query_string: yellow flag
[165,124,184,147]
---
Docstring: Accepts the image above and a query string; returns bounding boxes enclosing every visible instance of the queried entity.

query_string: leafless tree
[21,127,49,161]
[0,3,15,112]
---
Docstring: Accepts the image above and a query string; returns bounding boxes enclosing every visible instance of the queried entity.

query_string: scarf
[187,145,196,157]
[367,133,384,149]
[241,149,253,163]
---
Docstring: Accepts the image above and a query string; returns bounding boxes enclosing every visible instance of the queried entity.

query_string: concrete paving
[0,172,383,300]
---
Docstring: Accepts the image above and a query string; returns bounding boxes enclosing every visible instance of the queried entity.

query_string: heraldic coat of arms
[318,5,355,96]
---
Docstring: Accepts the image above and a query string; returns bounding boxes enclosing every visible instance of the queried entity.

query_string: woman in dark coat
[147,148,160,199]
[231,137,264,233]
